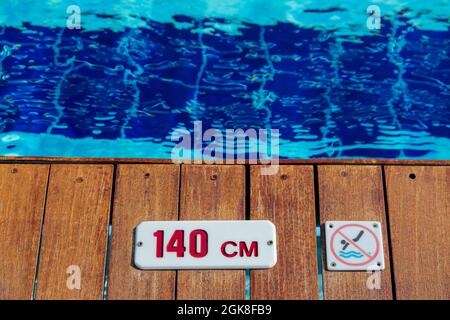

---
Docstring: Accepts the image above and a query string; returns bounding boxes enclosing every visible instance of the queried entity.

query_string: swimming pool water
[0,0,449,159]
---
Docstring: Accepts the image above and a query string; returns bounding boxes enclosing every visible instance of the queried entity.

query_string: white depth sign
[134,220,277,270]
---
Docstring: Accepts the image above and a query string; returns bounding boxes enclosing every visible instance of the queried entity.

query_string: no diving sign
[325,221,385,271]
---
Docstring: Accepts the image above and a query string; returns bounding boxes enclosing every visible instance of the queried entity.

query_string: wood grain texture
[385,166,449,300]
[250,165,318,299]
[36,164,113,300]
[0,164,49,299]
[177,165,246,300]
[318,165,393,300]
[107,164,180,300]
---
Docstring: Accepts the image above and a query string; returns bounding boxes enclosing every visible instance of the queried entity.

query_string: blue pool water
[0,0,449,159]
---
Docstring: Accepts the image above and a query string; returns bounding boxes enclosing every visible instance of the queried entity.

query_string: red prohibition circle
[330,224,380,266]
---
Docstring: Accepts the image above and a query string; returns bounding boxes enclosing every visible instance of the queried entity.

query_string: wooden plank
[250,165,318,299]
[107,164,180,300]
[177,165,246,300]
[35,164,113,300]
[0,164,49,300]
[318,165,393,300]
[385,166,449,300]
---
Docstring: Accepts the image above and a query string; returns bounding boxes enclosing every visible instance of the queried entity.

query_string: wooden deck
[0,158,448,300]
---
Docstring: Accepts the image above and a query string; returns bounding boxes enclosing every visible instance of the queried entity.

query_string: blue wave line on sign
[339,250,363,259]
